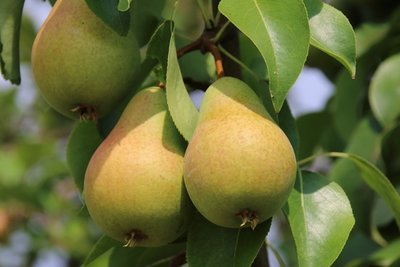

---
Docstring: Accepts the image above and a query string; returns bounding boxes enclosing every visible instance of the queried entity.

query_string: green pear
[84,87,191,247]
[184,77,297,229]
[31,0,140,120]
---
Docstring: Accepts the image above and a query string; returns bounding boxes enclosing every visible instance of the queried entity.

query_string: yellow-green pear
[84,87,191,247]
[184,77,297,229]
[31,0,140,119]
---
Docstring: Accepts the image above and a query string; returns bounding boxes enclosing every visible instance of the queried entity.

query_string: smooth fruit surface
[31,0,140,119]
[184,77,297,228]
[84,87,190,247]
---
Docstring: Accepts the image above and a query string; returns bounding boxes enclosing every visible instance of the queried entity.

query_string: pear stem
[176,31,225,79]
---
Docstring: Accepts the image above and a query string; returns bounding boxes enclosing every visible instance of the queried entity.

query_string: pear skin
[84,87,191,247]
[31,0,140,119]
[184,77,297,229]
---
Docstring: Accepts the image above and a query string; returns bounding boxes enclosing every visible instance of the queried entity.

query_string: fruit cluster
[31,0,297,248]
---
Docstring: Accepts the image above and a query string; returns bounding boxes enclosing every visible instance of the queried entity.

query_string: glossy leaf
[329,152,400,228]
[82,235,119,266]
[85,0,130,36]
[304,0,356,77]
[109,243,186,267]
[166,30,199,141]
[187,212,271,267]
[219,0,310,112]
[66,121,103,192]
[0,0,24,84]
[369,53,400,127]
[284,171,355,267]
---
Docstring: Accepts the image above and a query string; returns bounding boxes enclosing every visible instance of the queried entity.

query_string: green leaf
[329,117,382,231]
[166,30,199,141]
[329,152,400,228]
[109,243,186,267]
[66,121,103,192]
[0,0,24,84]
[117,0,132,12]
[369,53,400,127]
[304,0,356,77]
[147,21,173,83]
[85,0,130,36]
[187,212,271,267]
[219,0,310,112]
[284,171,355,267]
[83,235,119,266]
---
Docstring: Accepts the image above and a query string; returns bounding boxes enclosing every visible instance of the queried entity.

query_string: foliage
[1,0,400,266]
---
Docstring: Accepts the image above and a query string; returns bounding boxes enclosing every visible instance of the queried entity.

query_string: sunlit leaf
[166,29,199,141]
[284,171,355,267]
[219,0,310,112]
[304,0,356,77]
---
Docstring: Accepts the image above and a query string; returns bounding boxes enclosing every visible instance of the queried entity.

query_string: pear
[184,77,297,229]
[84,87,191,247]
[31,0,140,120]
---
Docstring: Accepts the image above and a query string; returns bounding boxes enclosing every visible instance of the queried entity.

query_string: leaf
[109,243,186,267]
[66,121,103,192]
[219,0,310,112]
[83,235,119,266]
[329,117,382,231]
[0,0,24,84]
[166,30,199,141]
[187,212,271,267]
[117,0,132,12]
[284,171,355,267]
[85,0,130,36]
[369,53,400,127]
[329,152,400,228]
[304,0,356,77]
[147,21,173,83]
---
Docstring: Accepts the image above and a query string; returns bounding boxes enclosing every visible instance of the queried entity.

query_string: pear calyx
[123,230,148,248]
[238,209,260,230]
